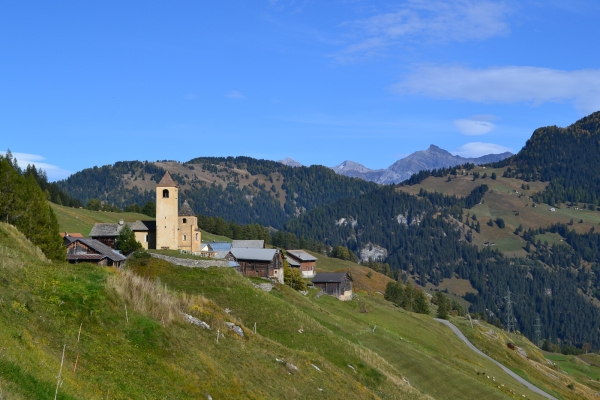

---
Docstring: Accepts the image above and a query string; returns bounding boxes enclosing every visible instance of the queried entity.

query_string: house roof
[287,258,301,267]
[229,248,278,262]
[60,232,84,238]
[213,250,230,259]
[156,171,178,187]
[207,242,232,251]
[67,238,126,262]
[89,220,155,237]
[228,261,240,268]
[312,272,349,284]
[179,200,195,217]
[231,240,264,248]
[286,250,318,262]
[67,254,106,261]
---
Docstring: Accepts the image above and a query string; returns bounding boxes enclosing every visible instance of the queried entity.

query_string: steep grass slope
[131,254,592,399]
[0,222,422,399]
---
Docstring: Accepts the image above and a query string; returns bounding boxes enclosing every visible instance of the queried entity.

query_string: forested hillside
[504,111,600,205]
[57,157,378,228]
[284,183,600,349]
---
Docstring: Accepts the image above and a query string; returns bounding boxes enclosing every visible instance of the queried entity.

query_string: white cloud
[453,142,513,158]
[336,0,510,61]
[392,65,600,113]
[454,115,497,135]
[0,151,72,181]
[226,90,246,99]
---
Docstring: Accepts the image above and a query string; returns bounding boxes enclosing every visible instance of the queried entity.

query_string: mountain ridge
[331,145,512,184]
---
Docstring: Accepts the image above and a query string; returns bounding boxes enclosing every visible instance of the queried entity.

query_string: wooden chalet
[311,272,353,301]
[225,248,283,283]
[286,250,317,278]
[64,237,126,267]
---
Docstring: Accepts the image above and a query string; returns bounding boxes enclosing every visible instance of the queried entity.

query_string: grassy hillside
[3,219,598,398]
[50,203,152,236]
[397,166,600,256]
[1,222,423,399]
[131,252,596,399]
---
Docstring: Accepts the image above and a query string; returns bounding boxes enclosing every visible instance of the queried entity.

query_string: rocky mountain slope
[332,145,512,184]
[278,157,303,167]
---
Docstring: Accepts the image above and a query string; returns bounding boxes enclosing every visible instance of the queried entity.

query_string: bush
[284,265,307,291]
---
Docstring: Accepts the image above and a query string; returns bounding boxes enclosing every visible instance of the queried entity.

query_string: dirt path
[435,318,557,400]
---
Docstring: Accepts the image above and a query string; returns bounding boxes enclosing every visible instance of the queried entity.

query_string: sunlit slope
[49,202,153,236]
[397,166,600,256]
[0,222,418,399]
[132,253,590,399]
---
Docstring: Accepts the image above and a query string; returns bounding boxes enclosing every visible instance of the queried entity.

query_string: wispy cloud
[335,0,510,62]
[453,142,512,157]
[226,90,246,99]
[454,114,497,135]
[0,151,71,181]
[391,65,600,113]
[185,93,198,100]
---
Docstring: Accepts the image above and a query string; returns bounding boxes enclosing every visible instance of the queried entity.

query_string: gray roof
[207,242,232,251]
[287,258,301,267]
[312,272,349,284]
[286,250,318,262]
[89,220,155,237]
[179,200,195,217]
[68,238,126,262]
[213,250,230,259]
[228,261,240,268]
[229,248,278,262]
[231,240,264,249]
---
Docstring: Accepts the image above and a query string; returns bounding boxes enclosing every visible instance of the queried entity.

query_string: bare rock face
[360,244,388,262]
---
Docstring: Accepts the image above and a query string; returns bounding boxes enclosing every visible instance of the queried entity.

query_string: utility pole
[534,316,542,348]
[504,287,515,333]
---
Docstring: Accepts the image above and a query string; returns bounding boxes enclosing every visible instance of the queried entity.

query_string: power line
[534,315,542,348]
[504,287,515,333]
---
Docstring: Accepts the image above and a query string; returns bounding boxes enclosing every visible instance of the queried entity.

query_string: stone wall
[149,253,231,268]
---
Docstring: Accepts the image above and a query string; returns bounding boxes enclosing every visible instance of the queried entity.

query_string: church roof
[179,200,195,216]
[156,171,178,188]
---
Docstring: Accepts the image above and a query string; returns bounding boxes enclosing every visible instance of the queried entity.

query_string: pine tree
[116,225,142,255]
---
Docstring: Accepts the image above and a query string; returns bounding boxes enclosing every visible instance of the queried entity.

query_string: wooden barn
[286,250,317,278]
[64,237,126,267]
[311,272,353,301]
[225,248,283,283]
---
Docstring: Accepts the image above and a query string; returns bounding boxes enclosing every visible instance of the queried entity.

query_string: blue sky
[2,0,599,180]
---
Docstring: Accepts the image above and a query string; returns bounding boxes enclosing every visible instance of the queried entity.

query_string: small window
[182,218,187,224]
[145,234,148,243]
[163,189,169,198]
[183,235,187,241]
[196,233,199,241]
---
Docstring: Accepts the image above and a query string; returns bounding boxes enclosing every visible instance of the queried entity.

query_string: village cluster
[62,172,353,300]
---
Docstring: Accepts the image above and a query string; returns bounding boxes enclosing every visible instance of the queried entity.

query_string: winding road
[435,318,557,400]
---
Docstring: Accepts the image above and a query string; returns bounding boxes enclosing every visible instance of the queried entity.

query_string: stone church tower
[156,172,179,249]
[155,171,202,251]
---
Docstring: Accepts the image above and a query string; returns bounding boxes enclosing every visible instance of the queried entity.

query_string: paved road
[435,318,557,400]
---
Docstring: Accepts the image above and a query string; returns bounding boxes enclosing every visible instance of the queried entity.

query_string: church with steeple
[155,171,201,252]
[88,171,202,252]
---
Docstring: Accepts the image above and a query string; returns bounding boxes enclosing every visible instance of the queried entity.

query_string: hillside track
[435,319,557,400]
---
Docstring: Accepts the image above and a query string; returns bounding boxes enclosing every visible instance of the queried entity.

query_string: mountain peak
[278,157,303,168]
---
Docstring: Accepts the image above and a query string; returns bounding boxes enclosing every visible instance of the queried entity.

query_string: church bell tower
[156,172,179,250]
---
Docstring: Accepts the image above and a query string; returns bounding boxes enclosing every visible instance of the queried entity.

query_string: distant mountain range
[331,145,513,184]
